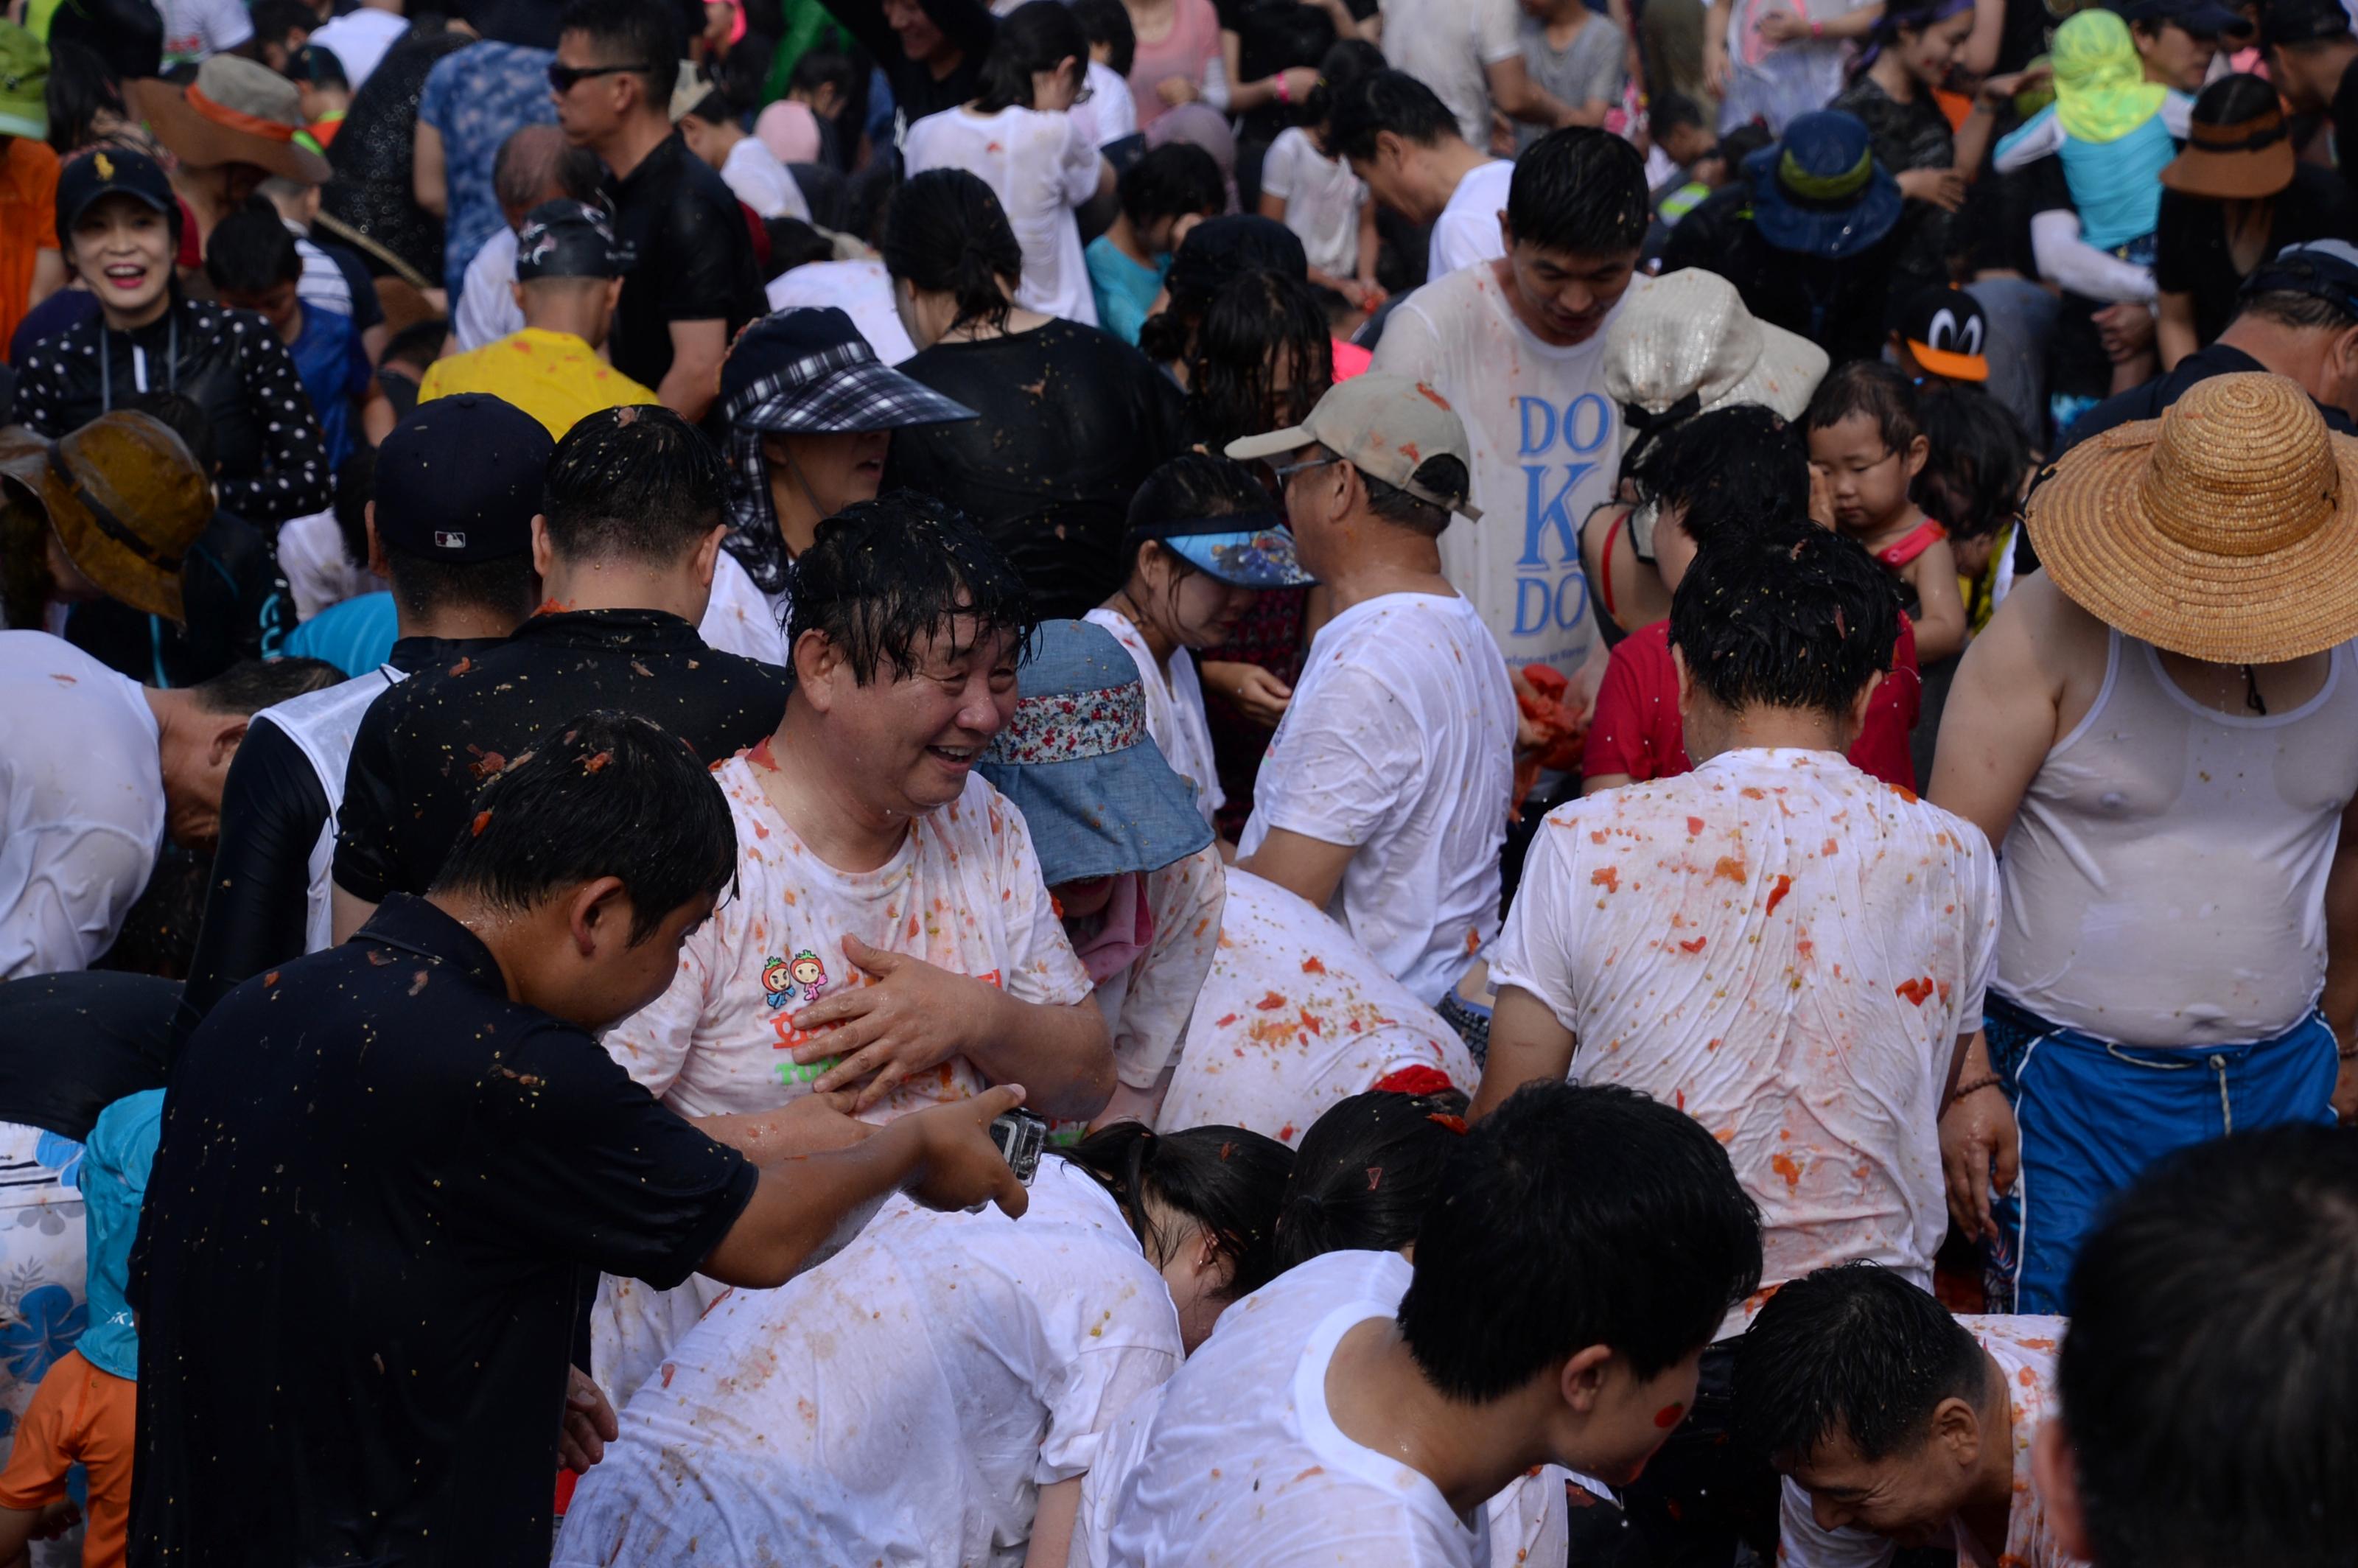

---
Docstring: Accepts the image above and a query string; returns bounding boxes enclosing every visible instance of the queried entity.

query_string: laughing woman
[553,1121,1291,1568]
[14,150,331,528]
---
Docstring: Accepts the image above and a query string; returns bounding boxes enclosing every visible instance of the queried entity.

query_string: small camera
[989,1108,1049,1186]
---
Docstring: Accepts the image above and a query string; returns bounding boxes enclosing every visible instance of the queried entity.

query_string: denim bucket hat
[1743,110,1902,262]
[977,620,1216,885]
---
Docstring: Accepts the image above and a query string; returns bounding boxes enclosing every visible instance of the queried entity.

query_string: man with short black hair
[134,709,1040,1564]
[1734,1264,2079,1568]
[1477,519,1998,1565]
[1373,125,1651,699]
[1328,70,1516,280]
[550,0,764,421]
[2264,0,2358,206]
[332,402,791,934]
[1106,1081,1765,1566]
[1226,375,1518,1015]
[2036,1125,2358,1568]
[175,394,549,1044]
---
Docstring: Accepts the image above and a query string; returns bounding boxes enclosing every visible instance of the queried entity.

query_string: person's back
[331,405,790,914]
[1481,522,1997,1329]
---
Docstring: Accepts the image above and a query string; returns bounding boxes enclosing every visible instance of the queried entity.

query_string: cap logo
[434,530,468,550]
[94,153,114,179]
[1926,307,1983,357]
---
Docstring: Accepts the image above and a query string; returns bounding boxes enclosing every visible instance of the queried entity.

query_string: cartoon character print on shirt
[764,945,1002,1088]
[1511,392,1617,670]
[759,949,832,1011]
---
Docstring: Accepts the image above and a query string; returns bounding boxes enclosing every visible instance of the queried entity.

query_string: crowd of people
[0,0,2354,1556]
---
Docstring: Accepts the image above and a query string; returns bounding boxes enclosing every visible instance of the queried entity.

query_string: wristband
[1808,17,1824,36]
[1951,1074,2004,1100]
[1275,71,1291,105]
[2340,1043,2358,1060]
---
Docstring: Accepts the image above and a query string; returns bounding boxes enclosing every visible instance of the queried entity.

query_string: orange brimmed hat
[2026,373,2358,663]
[132,55,330,183]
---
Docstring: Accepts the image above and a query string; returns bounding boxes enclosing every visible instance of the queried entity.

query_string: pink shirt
[1127,0,1224,130]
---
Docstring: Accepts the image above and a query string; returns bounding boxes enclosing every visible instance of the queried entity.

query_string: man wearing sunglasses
[550,0,764,424]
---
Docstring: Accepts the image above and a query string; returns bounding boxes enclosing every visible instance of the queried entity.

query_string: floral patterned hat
[976,620,1215,886]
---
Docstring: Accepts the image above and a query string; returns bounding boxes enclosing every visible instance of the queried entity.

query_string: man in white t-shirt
[1475,519,1998,1567]
[303,0,408,93]
[159,0,254,71]
[595,494,1113,1396]
[1106,1081,1764,1567]
[1372,127,1649,701]
[1376,0,1584,153]
[1735,1265,2082,1568]
[1327,71,1519,280]
[1225,375,1517,1010]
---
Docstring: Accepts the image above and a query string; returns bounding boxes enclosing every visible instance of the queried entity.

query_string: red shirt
[1581,616,1923,791]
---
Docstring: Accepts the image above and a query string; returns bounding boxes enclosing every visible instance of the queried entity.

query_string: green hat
[0,23,47,142]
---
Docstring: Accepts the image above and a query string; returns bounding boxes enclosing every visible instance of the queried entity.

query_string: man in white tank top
[1931,373,2358,1314]
[170,394,547,1046]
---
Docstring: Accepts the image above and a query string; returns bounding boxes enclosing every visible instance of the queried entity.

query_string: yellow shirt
[416,328,660,439]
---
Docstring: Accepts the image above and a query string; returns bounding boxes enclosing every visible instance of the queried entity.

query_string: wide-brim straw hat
[2026,372,2358,663]
[131,55,329,183]
[0,413,213,622]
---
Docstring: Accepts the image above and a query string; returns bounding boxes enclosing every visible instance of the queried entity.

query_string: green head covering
[0,22,49,141]
[2051,10,2167,144]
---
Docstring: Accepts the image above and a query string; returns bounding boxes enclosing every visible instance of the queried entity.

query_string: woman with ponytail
[903,0,1115,324]
[880,169,1190,621]
[557,1119,1292,1568]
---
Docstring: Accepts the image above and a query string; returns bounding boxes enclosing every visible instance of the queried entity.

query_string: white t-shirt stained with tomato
[1486,747,1998,1340]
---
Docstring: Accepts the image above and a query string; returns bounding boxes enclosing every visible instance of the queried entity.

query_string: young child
[0,1090,163,1568]
[1071,0,1141,147]
[1086,144,1225,345]
[205,200,374,472]
[1911,380,2032,635]
[1805,361,1967,662]
[1256,40,1387,313]
[1088,453,1314,827]
[290,42,350,153]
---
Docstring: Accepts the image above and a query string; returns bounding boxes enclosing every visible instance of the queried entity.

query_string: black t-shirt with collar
[333,609,791,903]
[606,130,769,394]
[127,894,758,1566]
[2155,164,2358,348]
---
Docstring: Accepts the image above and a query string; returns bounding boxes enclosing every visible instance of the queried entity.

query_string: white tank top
[253,668,401,954]
[1997,629,2358,1046]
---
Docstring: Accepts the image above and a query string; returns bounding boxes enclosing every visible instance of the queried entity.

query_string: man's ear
[531,514,556,578]
[206,714,253,768]
[1928,1394,1982,1470]
[791,629,844,710]
[1670,642,1695,706]
[2031,1418,2093,1561]
[1846,669,1883,738]
[1556,1343,1614,1415]
[695,522,727,588]
[365,500,391,578]
[567,875,634,959]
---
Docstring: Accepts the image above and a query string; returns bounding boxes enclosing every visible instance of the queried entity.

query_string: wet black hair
[1632,404,1811,553]
[542,404,729,565]
[1119,142,1226,230]
[127,391,216,475]
[333,446,374,570]
[789,47,860,101]
[1056,1122,1295,1303]
[2191,68,2281,125]
[1399,1082,1763,1396]
[1911,384,2029,542]
[786,491,1038,685]
[1668,517,1901,718]
[204,200,303,295]
[2061,1124,2358,1568]
[1716,123,1773,177]
[1071,0,1137,77]
[1301,37,1386,128]
[42,40,126,155]
[1360,456,1468,537]
[881,168,1023,333]
[1507,127,1650,257]
[1653,91,1708,137]
[189,657,343,715]
[1185,268,1334,455]
[46,0,161,86]
[761,216,839,281]
[1733,1264,1990,1467]
[973,0,1088,113]
[429,710,739,942]
[251,0,316,52]
[556,0,682,107]
[1804,359,1924,457]
[1137,216,1307,367]
[382,318,449,370]
[1848,0,1973,82]
[1326,69,1460,161]
[1272,1089,1469,1273]
[1122,451,1273,584]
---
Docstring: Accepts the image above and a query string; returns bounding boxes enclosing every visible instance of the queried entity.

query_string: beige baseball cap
[1225,374,1483,522]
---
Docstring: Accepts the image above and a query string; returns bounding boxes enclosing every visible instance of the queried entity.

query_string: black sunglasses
[547,61,657,92]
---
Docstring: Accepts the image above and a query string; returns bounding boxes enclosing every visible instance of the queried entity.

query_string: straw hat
[130,55,330,183]
[0,413,213,623]
[1603,269,1829,427]
[2026,373,2358,663]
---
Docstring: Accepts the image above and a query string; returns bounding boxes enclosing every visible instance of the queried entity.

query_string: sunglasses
[547,61,657,92]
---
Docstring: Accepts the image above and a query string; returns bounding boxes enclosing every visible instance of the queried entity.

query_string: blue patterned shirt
[418,41,559,298]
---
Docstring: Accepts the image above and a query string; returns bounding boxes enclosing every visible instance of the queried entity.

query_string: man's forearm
[968,988,1116,1120]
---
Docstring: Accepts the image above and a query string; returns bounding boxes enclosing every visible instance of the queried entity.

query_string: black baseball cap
[2261,0,2351,48]
[54,147,178,237]
[372,394,550,561]
[2113,0,2253,36]
[2239,238,2358,315]
[1899,284,1990,382]
[515,200,621,281]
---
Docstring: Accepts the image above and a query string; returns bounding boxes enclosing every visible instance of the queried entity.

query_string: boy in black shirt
[133,711,1034,1567]
[332,403,791,934]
